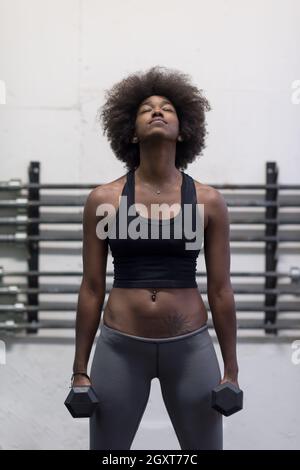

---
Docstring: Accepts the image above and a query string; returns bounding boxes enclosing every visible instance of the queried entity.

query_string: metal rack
[0,160,299,335]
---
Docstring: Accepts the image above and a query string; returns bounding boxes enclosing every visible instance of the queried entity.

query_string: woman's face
[134,95,180,143]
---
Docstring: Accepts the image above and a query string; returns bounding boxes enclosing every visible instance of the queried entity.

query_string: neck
[135,140,180,186]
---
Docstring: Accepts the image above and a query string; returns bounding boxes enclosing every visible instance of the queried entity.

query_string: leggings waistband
[100,321,208,344]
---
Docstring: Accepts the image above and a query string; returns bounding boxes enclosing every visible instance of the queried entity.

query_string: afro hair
[97,65,211,171]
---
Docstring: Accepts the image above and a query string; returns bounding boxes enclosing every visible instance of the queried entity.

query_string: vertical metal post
[264,161,278,334]
[26,161,40,334]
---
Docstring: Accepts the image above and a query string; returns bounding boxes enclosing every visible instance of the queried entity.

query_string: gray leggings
[89,321,223,450]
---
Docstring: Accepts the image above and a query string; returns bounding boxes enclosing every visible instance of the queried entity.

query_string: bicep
[204,188,232,294]
[82,189,108,294]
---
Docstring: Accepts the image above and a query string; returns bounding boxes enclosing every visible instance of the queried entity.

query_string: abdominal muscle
[102,287,208,338]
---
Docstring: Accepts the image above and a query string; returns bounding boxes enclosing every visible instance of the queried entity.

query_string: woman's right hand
[71,374,92,387]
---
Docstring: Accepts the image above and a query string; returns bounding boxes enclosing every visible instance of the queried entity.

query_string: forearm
[73,281,106,373]
[207,288,238,377]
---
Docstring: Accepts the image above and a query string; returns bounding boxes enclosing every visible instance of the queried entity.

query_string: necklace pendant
[156,189,160,194]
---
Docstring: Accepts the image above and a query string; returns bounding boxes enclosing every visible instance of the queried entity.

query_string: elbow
[81,277,106,299]
[207,284,234,300]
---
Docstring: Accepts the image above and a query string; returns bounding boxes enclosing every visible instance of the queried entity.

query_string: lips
[149,118,167,124]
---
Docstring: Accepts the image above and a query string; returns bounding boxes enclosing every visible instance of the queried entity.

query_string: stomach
[102,287,208,338]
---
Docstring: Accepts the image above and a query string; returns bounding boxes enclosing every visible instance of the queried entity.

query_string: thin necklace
[136,171,181,195]
[143,183,161,194]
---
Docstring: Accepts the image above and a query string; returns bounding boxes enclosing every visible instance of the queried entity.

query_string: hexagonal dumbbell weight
[65,385,99,418]
[211,382,243,416]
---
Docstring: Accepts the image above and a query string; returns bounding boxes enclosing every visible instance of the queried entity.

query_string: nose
[152,108,164,117]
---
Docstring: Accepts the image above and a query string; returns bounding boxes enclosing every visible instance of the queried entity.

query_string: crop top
[106,169,203,288]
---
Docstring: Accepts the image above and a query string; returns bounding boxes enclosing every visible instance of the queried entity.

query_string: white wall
[1,0,299,183]
[0,0,299,450]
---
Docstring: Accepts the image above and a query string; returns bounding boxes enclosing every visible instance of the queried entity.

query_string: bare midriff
[102,287,208,338]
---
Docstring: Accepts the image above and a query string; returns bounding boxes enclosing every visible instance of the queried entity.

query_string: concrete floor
[0,327,300,450]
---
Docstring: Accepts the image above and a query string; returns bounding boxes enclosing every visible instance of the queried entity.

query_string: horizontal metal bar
[0,231,300,242]
[0,320,299,331]
[0,269,297,278]
[0,194,299,208]
[0,182,96,190]
[0,182,299,190]
[0,301,299,312]
[0,213,83,225]
[0,283,299,295]
[1,214,300,226]
[229,214,300,224]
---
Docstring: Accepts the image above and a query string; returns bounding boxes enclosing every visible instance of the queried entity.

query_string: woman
[71,66,239,450]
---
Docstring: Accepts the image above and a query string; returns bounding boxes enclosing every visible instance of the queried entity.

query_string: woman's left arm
[203,187,239,386]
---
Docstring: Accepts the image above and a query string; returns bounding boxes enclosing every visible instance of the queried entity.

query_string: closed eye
[141,106,173,113]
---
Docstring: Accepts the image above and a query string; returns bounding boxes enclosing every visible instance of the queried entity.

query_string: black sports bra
[106,169,203,288]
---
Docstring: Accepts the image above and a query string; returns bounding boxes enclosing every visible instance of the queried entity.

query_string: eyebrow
[140,99,172,107]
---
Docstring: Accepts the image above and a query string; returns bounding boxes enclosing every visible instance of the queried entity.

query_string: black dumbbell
[211,382,243,416]
[64,385,99,418]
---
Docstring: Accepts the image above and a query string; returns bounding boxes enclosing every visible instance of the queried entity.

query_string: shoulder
[82,173,128,228]
[191,176,228,229]
[84,172,128,210]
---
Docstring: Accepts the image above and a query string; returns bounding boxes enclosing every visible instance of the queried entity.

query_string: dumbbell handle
[71,371,91,386]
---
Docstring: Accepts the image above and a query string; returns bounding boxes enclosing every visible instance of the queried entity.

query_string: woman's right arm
[72,187,108,386]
